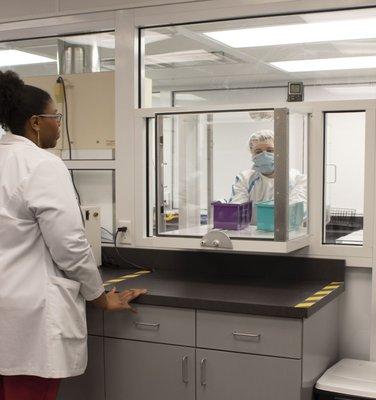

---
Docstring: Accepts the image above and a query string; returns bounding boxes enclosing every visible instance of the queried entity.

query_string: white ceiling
[2,8,376,91]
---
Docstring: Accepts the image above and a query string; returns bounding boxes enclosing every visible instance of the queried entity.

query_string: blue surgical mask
[252,151,274,174]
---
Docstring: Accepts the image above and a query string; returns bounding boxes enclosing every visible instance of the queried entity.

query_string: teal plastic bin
[256,200,304,232]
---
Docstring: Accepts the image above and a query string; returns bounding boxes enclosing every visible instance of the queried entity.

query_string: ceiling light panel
[270,56,376,72]
[0,50,55,67]
[204,17,376,48]
[145,49,222,65]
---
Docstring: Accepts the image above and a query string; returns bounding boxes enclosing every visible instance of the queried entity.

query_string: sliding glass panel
[155,109,280,240]
[323,111,365,245]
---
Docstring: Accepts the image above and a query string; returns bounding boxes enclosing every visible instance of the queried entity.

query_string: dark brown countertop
[99,266,344,319]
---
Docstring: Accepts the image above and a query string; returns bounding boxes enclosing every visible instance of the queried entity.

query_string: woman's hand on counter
[91,287,147,312]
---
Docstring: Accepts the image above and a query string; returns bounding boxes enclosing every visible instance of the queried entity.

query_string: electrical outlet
[118,220,132,245]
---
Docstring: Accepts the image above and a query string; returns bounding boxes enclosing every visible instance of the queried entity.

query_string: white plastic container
[315,359,376,399]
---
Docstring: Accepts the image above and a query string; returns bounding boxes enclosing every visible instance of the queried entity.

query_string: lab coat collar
[0,132,37,147]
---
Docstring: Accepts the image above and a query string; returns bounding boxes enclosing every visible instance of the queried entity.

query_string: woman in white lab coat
[229,130,307,224]
[0,71,146,400]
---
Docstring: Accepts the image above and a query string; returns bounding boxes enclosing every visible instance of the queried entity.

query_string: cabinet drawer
[104,304,195,346]
[197,310,302,358]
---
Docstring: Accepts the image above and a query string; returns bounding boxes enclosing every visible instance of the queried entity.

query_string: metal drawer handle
[182,356,189,384]
[200,358,207,386]
[134,322,160,330]
[233,331,261,341]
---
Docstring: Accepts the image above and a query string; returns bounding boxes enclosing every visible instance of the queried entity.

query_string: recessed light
[270,56,376,72]
[145,50,224,65]
[204,17,376,48]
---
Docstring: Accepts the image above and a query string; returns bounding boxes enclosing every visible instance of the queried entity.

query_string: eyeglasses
[37,113,63,123]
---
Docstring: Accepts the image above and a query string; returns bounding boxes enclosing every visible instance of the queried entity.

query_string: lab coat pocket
[47,276,87,340]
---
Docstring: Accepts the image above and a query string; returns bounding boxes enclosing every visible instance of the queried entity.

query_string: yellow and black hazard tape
[103,270,151,287]
[295,281,343,309]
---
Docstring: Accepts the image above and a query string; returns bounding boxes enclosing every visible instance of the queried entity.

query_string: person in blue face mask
[229,130,306,224]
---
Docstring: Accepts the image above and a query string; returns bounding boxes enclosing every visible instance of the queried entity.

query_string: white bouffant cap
[248,129,274,152]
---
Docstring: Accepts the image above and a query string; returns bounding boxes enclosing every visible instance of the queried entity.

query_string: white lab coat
[229,168,307,224]
[0,133,104,378]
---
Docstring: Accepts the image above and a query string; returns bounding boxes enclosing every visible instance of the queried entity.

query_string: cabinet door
[196,349,301,400]
[105,338,195,400]
[57,335,105,400]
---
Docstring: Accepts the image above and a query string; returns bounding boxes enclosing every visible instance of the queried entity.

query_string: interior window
[140,8,376,107]
[0,32,115,160]
[323,111,365,245]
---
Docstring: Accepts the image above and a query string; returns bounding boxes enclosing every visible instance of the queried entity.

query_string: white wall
[72,170,115,234]
[339,267,372,360]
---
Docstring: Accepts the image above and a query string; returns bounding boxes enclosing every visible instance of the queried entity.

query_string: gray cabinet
[57,335,105,400]
[196,348,301,400]
[58,301,338,400]
[105,338,195,400]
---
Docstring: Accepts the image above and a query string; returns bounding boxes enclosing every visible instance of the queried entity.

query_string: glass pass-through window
[151,109,308,240]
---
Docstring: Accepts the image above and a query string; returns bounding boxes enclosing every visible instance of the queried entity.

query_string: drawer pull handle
[200,358,207,386]
[233,331,261,341]
[134,322,160,330]
[182,356,189,383]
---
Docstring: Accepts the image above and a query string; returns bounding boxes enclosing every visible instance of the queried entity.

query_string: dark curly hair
[0,70,51,136]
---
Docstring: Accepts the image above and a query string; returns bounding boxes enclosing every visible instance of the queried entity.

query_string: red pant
[0,375,60,400]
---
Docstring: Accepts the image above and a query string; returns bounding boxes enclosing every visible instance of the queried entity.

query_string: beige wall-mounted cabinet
[25,72,115,155]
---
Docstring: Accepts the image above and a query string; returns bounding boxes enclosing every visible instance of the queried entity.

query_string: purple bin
[211,201,252,230]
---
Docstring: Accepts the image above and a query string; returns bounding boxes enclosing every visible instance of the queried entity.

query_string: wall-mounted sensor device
[287,82,304,102]
[81,205,102,267]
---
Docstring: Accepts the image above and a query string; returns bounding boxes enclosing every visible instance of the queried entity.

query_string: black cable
[69,170,82,205]
[101,227,115,244]
[114,230,152,272]
[101,226,114,237]
[56,76,82,220]
[69,169,85,226]
[103,227,153,272]
[57,76,72,160]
